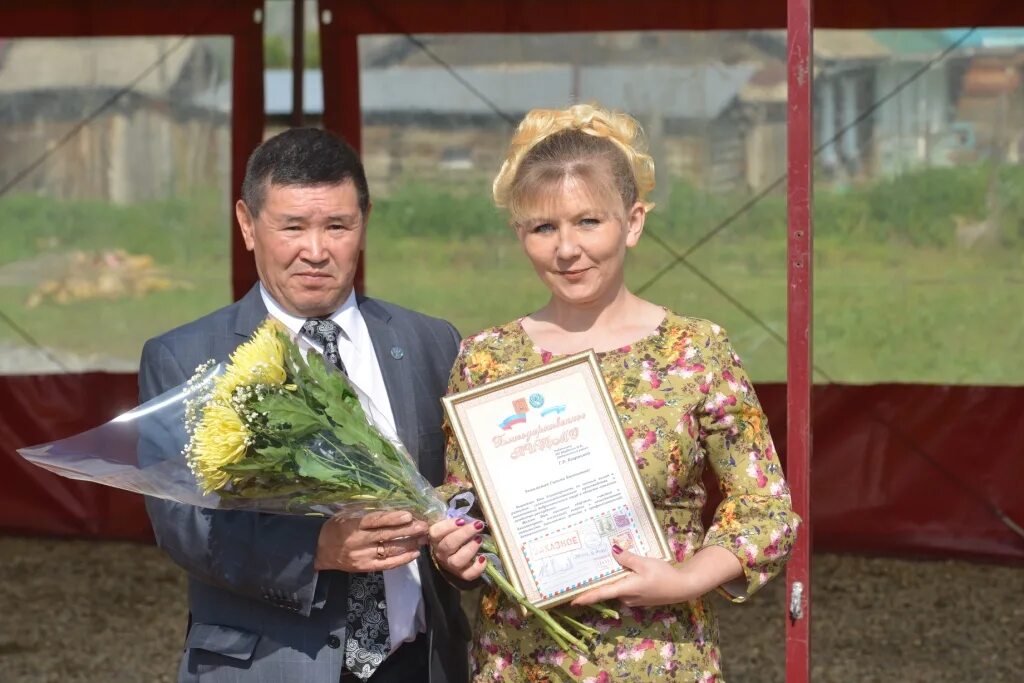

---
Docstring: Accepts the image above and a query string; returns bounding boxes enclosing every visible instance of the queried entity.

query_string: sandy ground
[0,536,1020,682]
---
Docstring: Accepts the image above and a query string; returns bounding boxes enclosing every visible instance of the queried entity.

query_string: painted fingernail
[474,535,482,544]
[455,518,465,527]
[612,544,623,554]
[477,556,486,564]
[473,521,484,530]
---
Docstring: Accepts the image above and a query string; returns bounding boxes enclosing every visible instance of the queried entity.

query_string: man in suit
[139,128,469,683]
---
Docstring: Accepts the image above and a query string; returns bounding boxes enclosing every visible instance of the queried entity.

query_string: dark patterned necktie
[301,318,390,680]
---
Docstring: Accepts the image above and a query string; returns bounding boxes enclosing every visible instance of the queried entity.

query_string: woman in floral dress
[429,104,800,682]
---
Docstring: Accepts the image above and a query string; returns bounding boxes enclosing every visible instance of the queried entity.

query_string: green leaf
[325,406,375,444]
[220,445,299,477]
[295,449,345,482]
[220,459,277,473]
[274,331,386,455]
[278,332,319,406]
[253,443,297,461]
[258,393,324,438]
[305,353,369,420]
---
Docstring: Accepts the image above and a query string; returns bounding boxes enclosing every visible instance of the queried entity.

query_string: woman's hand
[570,544,743,608]
[428,516,488,582]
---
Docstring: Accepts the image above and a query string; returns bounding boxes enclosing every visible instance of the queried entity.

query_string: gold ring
[376,541,387,560]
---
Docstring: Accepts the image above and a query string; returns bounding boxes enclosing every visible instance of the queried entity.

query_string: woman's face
[514,174,645,308]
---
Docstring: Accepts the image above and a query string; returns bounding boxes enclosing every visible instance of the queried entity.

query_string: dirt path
[0,537,1020,682]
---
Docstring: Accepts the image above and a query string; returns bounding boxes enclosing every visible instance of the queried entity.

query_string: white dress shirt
[260,285,426,652]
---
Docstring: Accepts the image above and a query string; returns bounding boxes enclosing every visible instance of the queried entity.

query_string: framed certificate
[442,351,671,608]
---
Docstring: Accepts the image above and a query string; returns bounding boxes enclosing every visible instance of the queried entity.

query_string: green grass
[1,167,1022,383]
[364,233,1024,385]
[0,191,232,362]
[0,192,229,269]
[0,278,231,361]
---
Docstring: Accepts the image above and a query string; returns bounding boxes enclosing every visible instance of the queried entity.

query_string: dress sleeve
[698,325,801,602]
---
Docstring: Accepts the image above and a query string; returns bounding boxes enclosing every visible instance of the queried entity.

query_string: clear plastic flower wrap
[18,320,444,519]
[17,318,616,653]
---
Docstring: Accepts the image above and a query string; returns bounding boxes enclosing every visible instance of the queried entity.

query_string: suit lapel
[233,285,269,339]
[360,297,420,466]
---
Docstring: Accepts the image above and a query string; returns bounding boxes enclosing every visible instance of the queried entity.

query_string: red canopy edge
[2,374,1021,562]
[314,0,1024,33]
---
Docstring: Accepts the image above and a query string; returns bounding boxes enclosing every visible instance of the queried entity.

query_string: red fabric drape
[3,375,1022,562]
[1,373,152,540]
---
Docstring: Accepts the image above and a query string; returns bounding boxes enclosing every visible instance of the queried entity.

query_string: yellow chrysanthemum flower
[190,402,249,493]
[213,319,288,402]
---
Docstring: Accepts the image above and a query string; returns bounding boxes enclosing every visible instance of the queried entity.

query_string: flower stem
[590,603,620,620]
[482,563,591,654]
[552,612,599,640]
[477,538,617,621]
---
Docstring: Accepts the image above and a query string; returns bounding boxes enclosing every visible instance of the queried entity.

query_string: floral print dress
[439,310,800,683]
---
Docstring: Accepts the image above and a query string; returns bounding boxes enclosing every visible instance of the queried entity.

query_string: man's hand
[315,510,428,573]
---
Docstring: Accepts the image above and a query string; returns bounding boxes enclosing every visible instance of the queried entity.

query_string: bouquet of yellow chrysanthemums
[180,319,447,519]
[18,318,613,653]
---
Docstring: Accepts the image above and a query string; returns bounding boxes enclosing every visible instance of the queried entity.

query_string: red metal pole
[231,5,266,301]
[786,0,813,681]
[291,0,305,128]
[318,2,365,294]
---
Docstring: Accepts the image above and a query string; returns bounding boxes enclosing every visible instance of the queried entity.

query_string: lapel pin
[390,346,405,360]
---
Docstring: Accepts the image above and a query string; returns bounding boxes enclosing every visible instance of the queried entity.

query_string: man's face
[236,180,368,318]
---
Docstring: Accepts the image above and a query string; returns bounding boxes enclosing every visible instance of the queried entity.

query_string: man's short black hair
[241,127,369,217]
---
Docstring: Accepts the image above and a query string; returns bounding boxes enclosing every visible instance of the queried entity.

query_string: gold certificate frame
[443,350,671,608]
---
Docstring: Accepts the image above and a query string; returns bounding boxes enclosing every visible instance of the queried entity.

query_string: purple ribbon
[444,491,505,579]
[445,491,476,520]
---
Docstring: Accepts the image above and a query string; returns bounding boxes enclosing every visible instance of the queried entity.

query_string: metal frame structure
[4,2,1024,681]
[786,2,814,679]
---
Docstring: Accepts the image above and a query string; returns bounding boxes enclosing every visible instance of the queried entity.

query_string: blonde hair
[493,104,656,223]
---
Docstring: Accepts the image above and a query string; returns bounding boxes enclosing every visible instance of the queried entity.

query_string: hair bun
[493,104,656,211]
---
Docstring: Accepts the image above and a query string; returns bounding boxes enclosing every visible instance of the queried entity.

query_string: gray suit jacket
[139,285,469,683]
